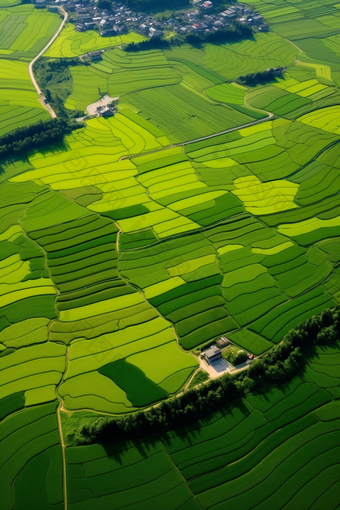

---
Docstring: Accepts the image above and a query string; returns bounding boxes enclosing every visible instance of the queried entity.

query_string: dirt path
[28,7,68,118]
[56,346,70,510]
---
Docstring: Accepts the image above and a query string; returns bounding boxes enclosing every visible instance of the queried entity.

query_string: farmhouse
[202,346,222,363]
[87,51,102,61]
[149,27,163,37]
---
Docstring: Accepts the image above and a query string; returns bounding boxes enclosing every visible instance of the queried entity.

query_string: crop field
[65,343,340,510]
[64,33,300,121]
[8,109,340,361]
[45,24,146,58]
[0,59,49,136]
[1,0,340,508]
[0,5,60,59]
[0,6,60,135]
[65,45,263,129]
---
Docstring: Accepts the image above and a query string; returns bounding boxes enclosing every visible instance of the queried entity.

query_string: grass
[188,369,209,388]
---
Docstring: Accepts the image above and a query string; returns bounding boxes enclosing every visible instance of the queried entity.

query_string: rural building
[101,108,114,118]
[87,51,102,60]
[149,27,163,37]
[216,337,230,348]
[252,15,264,24]
[193,23,207,31]
[202,346,222,363]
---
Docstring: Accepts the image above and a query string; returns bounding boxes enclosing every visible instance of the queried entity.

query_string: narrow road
[28,6,68,118]
[181,112,275,147]
[56,346,70,510]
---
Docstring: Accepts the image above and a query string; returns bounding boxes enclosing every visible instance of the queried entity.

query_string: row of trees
[236,66,286,86]
[187,22,253,44]
[125,37,170,52]
[74,307,339,445]
[125,22,253,52]
[0,119,83,159]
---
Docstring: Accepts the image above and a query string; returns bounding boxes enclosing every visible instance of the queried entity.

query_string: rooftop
[203,346,222,358]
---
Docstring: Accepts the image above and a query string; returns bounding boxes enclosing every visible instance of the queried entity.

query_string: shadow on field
[101,436,162,464]
[97,397,261,464]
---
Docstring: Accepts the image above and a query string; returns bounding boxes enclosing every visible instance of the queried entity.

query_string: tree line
[236,66,286,86]
[187,21,253,44]
[125,37,170,52]
[125,22,253,52]
[74,306,340,445]
[0,119,83,160]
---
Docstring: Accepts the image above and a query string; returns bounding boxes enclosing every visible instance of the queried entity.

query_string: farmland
[45,24,146,58]
[1,0,340,508]
[65,340,340,510]
[0,5,61,135]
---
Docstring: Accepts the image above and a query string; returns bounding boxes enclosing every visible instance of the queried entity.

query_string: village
[33,0,269,38]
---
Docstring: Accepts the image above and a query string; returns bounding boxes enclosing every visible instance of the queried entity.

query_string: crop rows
[65,342,340,510]
[1,4,340,507]
[45,24,145,58]
[0,5,60,58]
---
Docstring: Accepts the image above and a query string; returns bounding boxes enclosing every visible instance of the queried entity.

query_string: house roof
[203,346,222,358]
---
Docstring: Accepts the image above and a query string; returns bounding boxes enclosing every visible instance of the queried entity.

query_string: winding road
[28,6,68,118]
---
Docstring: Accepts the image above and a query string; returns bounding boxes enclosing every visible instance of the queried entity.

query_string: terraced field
[1,0,340,508]
[0,4,60,58]
[0,4,60,135]
[45,24,145,58]
[0,59,50,136]
[65,343,340,510]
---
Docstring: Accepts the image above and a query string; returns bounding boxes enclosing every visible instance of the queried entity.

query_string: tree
[98,0,112,10]
[45,89,52,102]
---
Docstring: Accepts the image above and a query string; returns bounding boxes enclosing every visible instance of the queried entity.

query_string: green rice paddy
[0,5,60,136]
[1,0,340,507]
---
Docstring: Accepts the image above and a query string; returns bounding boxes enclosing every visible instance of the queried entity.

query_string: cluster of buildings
[35,0,269,37]
[186,3,268,34]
